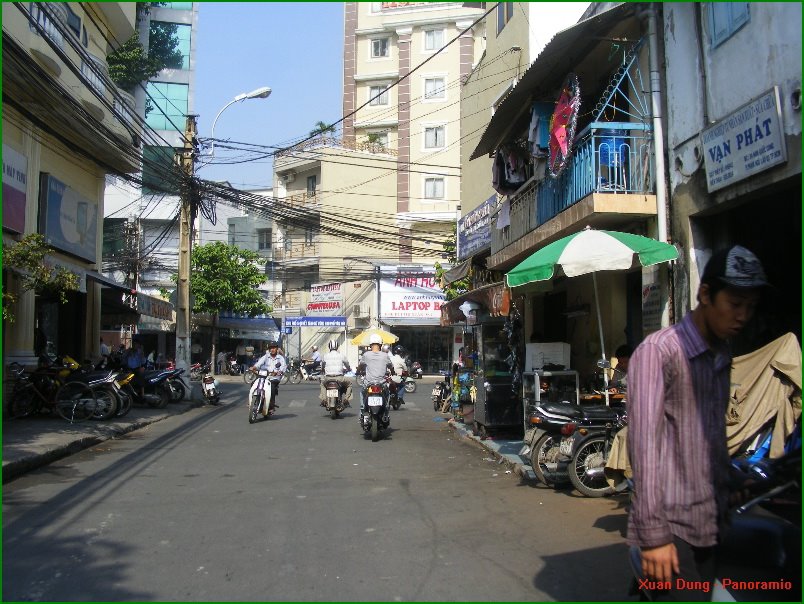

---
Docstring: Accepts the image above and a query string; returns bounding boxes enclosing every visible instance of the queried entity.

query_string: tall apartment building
[2,2,140,371]
[102,2,199,358]
[272,2,486,370]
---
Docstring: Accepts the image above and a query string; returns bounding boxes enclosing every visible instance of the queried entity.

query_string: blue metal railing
[492,122,654,255]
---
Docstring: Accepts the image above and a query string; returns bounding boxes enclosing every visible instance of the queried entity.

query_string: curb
[446,418,538,482]
[2,403,197,484]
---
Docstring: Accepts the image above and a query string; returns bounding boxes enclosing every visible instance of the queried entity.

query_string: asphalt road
[3,378,634,602]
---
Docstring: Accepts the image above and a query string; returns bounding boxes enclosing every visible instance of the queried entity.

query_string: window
[424,29,444,51]
[142,145,179,194]
[161,2,193,10]
[103,219,126,256]
[497,2,514,34]
[424,77,446,100]
[424,177,445,200]
[709,3,750,48]
[367,131,388,149]
[257,228,272,251]
[424,126,445,149]
[150,21,191,70]
[145,82,189,131]
[306,175,317,196]
[64,4,81,38]
[369,85,389,105]
[371,37,389,58]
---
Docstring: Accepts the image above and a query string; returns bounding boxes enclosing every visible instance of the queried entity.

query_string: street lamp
[207,86,272,157]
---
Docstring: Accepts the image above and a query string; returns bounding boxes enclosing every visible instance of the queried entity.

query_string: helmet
[368,334,383,346]
[381,344,390,353]
[328,339,339,351]
[394,345,405,356]
[312,345,318,351]
[266,341,279,349]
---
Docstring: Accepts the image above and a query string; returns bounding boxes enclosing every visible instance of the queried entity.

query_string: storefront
[378,267,450,373]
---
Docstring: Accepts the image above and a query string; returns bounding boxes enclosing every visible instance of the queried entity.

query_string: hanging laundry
[528,102,553,158]
[496,197,511,229]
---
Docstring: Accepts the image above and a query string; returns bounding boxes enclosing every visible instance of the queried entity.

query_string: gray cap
[702,245,769,289]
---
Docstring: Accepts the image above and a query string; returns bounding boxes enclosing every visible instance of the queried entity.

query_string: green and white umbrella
[505,227,678,404]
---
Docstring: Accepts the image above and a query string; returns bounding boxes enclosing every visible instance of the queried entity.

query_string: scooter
[226,354,243,376]
[248,369,277,423]
[200,365,220,405]
[409,360,423,379]
[565,409,628,497]
[166,368,189,402]
[299,363,322,382]
[388,374,406,410]
[322,378,349,419]
[431,370,452,412]
[119,368,173,408]
[360,379,390,442]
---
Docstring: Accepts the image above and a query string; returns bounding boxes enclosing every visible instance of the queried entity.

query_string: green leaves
[433,227,470,301]
[189,242,271,317]
[2,234,80,322]
[107,21,183,92]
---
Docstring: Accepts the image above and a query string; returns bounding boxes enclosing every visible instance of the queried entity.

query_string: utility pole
[175,115,197,372]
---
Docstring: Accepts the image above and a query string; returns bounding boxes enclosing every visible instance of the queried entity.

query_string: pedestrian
[610,344,632,391]
[125,340,147,401]
[216,350,227,375]
[99,337,110,367]
[236,340,247,373]
[191,341,202,363]
[627,245,769,601]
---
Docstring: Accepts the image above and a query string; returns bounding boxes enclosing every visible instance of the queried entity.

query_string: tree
[107,4,183,95]
[434,227,470,301]
[309,121,336,138]
[188,242,272,374]
[2,234,80,323]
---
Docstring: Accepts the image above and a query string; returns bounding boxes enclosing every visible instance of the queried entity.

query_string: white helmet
[312,345,318,351]
[381,344,390,353]
[328,339,339,351]
[368,334,383,346]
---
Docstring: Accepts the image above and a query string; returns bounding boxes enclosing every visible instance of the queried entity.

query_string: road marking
[288,400,306,408]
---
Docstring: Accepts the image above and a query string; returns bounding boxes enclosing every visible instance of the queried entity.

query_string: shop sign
[38,174,99,263]
[285,317,346,327]
[380,269,445,320]
[701,87,787,193]
[137,293,173,320]
[641,283,662,336]
[2,144,27,233]
[308,282,343,315]
[457,194,494,261]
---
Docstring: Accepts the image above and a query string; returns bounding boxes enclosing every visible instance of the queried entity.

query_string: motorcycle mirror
[596,359,611,369]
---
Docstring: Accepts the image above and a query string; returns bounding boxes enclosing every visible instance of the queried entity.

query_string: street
[3,379,633,602]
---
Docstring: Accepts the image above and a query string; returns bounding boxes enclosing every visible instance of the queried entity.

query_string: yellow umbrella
[350,328,399,346]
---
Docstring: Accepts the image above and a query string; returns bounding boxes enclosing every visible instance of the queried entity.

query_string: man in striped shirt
[627,245,769,600]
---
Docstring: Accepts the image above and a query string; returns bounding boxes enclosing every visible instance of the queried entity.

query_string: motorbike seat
[540,402,585,419]
[580,405,625,422]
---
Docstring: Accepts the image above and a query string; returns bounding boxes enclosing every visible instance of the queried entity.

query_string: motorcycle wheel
[432,397,440,412]
[54,382,94,422]
[392,400,400,410]
[569,435,615,497]
[249,396,259,424]
[279,373,289,385]
[244,371,256,385]
[152,387,170,409]
[170,380,186,402]
[330,407,338,420]
[530,433,570,486]
[115,389,132,418]
[289,370,302,385]
[90,387,118,420]
[371,415,379,442]
[404,380,416,393]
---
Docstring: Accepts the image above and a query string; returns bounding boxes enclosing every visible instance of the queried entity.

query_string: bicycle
[6,362,97,422]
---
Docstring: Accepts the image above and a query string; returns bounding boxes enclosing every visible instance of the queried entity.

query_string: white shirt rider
[249,346,286,405]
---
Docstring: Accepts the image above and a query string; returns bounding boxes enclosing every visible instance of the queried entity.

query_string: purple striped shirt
[626,313,732,548]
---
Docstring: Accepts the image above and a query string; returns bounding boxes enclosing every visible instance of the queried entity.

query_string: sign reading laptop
[2,144,27,233]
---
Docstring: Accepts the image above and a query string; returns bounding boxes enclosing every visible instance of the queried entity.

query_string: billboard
[457,194,494,260]
[38,174,98,263]
[380,268,445,321]
[307,282,343,315]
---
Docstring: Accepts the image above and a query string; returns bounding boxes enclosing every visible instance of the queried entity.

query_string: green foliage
[2,234,80,322]
[107,18,182,93]
[188,242,271,317]
[309,121,336,138]
[434,228,470,301]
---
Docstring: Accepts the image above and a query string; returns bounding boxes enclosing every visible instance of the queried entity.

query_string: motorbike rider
[249,341,286,413]
[319,339,353,407]
[303,345,321,376]
[388,344,409,404]
[357,334,394,412]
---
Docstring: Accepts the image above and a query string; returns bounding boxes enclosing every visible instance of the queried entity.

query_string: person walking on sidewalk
[626,245,769,601]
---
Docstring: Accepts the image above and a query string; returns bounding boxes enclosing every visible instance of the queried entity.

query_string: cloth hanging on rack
[528,102,553,158]
[492,145,529,196]
[496,197,511,229]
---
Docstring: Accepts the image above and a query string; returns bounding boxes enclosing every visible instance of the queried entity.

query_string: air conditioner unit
[281,171,296,183]
[354,316,370,329]
[353,304,363,317]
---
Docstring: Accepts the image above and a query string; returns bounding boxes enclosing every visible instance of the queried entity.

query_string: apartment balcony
[274,241,321,268]
[280,191,322,212]
[3,4,140,174]
[488,123,659,269]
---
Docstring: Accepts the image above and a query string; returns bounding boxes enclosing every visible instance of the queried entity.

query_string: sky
[193,2,345,190]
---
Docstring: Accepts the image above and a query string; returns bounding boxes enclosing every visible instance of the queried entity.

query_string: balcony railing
[274,241,321,262]
[275,135,397,159]
[81,54,107,96]
[492,122,654,254]
[281,191,320,207]
[29,3,66,49]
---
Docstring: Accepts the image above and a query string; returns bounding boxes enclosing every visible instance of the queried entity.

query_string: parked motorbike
[360,379,390,442]
[226,354,243,376]
[65,366,121,420]
[565,408,628,497]
[629,448,801,601]
[201,366,220,405]
[189,360,211,381]
[248,369,277,423]
[166,368,189,402]
[521,402,627,487]
[119,368,173,408]
[431,370,452,412]
[322,378,348,419]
